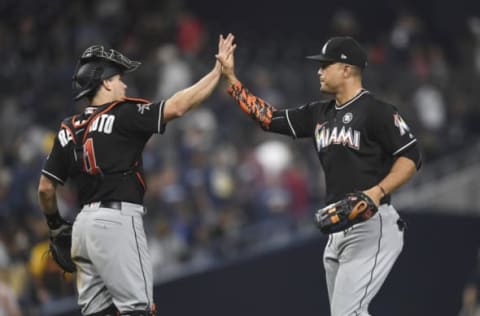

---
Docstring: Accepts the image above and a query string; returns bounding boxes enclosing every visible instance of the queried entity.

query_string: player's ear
[344,64,360,79]
[343,64,352,78]
[101,79,113,91]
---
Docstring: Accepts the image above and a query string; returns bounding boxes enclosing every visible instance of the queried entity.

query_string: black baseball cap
[306,36,367,69]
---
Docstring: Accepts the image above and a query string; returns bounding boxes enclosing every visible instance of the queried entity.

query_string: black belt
[99,201,122,210]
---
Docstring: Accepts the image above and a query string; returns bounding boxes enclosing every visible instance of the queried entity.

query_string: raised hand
[216,33,237,84]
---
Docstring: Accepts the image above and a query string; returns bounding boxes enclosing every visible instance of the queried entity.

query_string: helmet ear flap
[72,61,105,101]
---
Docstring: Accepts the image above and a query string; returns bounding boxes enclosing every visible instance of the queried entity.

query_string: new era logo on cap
[306,37,367,69]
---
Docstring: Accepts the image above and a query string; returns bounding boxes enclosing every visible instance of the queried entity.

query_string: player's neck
[91,94,118,107]
[335,82,364,106]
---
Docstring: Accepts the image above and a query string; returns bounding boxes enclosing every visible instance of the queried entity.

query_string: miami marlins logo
[394,113,413,138]
[137,103,151,114]
[315,121,361,152]
[342,112,353,124]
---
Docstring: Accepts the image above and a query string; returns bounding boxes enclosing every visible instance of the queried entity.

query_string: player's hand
[49,219,73,238]
[362,186,383,207]
[216,33,237,84]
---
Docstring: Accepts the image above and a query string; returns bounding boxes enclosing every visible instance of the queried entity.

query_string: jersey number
[82,138,101,175]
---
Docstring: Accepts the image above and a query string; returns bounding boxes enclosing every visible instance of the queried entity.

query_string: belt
[99,201,122,210]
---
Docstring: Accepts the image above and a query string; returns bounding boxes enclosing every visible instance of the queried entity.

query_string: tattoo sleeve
[227,81,276,130]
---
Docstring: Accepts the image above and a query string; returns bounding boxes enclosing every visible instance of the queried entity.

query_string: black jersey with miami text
[42,98,166,206]
[270,90,418,204]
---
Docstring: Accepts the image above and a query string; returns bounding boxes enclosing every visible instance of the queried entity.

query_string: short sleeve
[118,100,167,134]
[371,103,418,156]
[277,102,320,138]
[42,135,69,185]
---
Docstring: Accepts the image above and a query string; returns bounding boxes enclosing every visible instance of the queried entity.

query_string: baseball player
[216,36,422,316]
[37,34,236,316]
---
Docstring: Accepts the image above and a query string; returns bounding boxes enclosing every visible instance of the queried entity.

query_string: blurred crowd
[1,0,480,314]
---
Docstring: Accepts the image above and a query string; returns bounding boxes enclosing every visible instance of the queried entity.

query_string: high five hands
[216,33,238,85]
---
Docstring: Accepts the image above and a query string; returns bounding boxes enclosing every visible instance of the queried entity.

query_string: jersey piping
[335,89,369,110]
[41,169,65,185]
[392,139,417,156]
[157,100,165,133]
[285,110,297,138]
[357,213,383,313]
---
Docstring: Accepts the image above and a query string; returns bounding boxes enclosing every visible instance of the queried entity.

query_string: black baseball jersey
[269,90,419,204]
[42,97,166,206]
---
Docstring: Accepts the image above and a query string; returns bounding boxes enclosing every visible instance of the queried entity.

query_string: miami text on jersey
[315,122,360,152]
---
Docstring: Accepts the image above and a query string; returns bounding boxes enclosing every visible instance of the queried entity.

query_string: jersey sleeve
[370,103,418,157]
[227,81,317,138]
[271,102,319,138]
[118,100,167,135]
[42,135,69,185]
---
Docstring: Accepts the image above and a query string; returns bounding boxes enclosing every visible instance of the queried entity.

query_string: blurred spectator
[389,12,424,64]
[412,80,446,158]
[468,17,480,75]
[28,217,75,305]
[458,250,480,316]
[0,275,22,316]
[154,44,193,100]
[330,9,359,37]
[149,217,188,279]
[176,10,206,57]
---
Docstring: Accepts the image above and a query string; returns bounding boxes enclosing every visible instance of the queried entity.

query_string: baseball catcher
[38,34,236,315]
[315,192,378,234]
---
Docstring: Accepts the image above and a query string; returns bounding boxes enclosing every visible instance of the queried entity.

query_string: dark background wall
[152,212,479,316]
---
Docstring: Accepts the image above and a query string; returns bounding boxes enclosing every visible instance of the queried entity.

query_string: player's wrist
[376,184,387,198]
[227,74,238,86]
[45,211,65,230]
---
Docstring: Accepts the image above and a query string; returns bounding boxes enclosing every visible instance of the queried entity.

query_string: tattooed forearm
[228,81,276,130]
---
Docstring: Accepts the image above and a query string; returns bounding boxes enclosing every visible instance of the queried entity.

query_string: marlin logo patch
[137,103,151,114]
[394,112,413,138]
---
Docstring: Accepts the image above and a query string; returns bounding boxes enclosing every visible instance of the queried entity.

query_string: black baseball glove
[49,221,76,273]
[315,192,378,234]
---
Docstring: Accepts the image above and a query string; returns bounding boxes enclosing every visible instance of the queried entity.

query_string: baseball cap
[306,36,367,69]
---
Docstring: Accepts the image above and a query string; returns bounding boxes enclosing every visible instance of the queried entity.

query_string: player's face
[317,63,346,94]
[109,74,127,100]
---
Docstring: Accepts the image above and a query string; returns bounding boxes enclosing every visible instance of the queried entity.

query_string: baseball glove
[315,192,378,234]
[49,222,76,273]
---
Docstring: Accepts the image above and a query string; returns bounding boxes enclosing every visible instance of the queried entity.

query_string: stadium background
[0,0,480,315]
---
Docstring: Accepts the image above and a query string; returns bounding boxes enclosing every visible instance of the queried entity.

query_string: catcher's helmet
[72,45,141,100]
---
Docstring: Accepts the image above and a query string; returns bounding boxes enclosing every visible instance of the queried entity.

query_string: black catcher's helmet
[72,45,141,101]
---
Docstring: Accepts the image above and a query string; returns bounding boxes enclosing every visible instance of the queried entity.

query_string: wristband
[45,211,64,230]
[377,185,387,197]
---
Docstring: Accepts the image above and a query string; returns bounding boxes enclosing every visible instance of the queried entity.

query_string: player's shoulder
[115,96,152,109]
[297,99,334,111]
[114,96,158,113]
[58,114,78,130]
[361,91,397,112]
[121,96,152,105]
